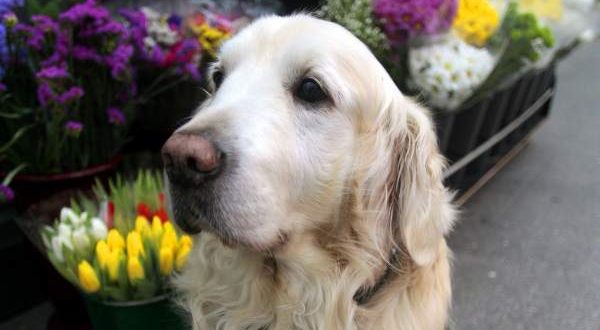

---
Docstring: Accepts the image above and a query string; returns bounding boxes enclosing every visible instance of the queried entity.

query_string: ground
[1,42,598,330]
[449,41,600,330]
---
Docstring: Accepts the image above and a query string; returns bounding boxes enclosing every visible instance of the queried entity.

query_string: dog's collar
[353,247,400,305]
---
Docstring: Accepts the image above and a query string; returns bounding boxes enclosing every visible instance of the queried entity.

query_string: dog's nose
[161,133,224,182]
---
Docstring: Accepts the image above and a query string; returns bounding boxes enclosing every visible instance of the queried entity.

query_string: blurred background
[0,0,598,329]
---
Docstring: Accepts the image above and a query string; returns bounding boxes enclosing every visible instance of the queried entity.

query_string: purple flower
[57,86,84,104]
[59,0,109,26]
[0,82,6,92]
[183,62,201,81]
[72,46,103,63]
[373,0,457,45]
[0,0,23,15]
[31,15,59,34]
[0,184,15,203]
[78,20,126,39]
[107,107,125,125]
[15,24,44,50]
[36,64,69,80]
[105,44,133,79]
[167,15,182,30]
[120,9,149,58]
[41,31,70,67]
[65,120,83,135]
[37,82,55,106]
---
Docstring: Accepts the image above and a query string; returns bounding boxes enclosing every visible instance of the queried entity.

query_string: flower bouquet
[38,170,191,329]
[0,1,204,206]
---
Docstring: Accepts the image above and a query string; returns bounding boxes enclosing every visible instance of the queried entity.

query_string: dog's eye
[296,78,327,103]
[212,69,224,89]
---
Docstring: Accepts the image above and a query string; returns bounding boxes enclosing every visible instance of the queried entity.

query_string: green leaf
[0,124,34,154]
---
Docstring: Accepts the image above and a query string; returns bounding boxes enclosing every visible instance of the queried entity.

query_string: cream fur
[171,14,456,330]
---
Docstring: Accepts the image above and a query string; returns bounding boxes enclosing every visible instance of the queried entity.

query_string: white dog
[162,14,456,330]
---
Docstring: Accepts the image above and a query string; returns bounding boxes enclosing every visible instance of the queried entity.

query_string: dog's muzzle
[161,132,225,233]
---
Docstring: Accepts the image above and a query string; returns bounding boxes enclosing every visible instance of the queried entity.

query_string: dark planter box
[433,65,556,195]
[0,206,47,321]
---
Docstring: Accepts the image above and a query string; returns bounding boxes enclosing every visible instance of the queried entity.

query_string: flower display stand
[435,65,556,204]
[84,294,188,330]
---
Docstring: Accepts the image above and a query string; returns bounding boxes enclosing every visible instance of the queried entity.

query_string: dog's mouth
[168,183,290,252]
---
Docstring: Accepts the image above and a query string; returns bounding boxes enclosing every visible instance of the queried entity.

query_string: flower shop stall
[322,0,598,203]
[0,0,598,328]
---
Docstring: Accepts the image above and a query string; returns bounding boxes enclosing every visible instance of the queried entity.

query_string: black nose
[161,133,224,183]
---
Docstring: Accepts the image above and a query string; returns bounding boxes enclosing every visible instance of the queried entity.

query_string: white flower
[144,36,157,51]
[72,228,91,254]
[409,35,495,109]
[90,218,108,241]
[142,7,178,46]
[60,207,82,226]
[51,234,73,263]
[58,223,72,238]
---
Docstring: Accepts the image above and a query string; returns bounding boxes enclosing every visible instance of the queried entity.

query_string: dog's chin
[173,207,289,253]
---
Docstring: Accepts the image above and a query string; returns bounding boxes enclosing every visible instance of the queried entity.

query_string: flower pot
[9,156,122,211]
[83,294,188,330]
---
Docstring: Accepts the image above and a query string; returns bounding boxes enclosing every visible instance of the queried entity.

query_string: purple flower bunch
[0,184,14,204]
[373,0,458,45]
[12,0,137,129]
[120,7,201,80]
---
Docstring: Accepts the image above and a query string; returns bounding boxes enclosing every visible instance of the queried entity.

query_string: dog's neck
[174,219,449,330]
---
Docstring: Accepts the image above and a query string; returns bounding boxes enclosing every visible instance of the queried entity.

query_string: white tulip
[72,228,91,254]
[58,223,72,238]
[51,236,64,262]
[41,226,55,249]
[60,208,83,227]
[51,235,73,263]
[90,218,108,241]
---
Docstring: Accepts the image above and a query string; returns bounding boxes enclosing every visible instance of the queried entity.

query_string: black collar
[353,247,400,305]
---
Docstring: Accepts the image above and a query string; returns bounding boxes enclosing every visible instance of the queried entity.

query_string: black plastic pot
[433,65,557,194]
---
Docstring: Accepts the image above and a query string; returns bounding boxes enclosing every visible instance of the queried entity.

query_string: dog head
[163,15,454,265]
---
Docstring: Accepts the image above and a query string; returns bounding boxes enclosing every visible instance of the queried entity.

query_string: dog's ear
[362,93,455,267]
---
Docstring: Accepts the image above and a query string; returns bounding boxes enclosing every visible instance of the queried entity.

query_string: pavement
[1,42,598,330]
[449,41,600,330]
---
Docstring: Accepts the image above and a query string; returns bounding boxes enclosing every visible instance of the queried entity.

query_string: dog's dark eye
[296,78,327,103]
[212,69,224,89]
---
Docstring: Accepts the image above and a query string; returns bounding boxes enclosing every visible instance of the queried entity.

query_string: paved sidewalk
[449,41,600,330]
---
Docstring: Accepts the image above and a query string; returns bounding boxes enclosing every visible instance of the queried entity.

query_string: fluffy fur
[170,14,456,330]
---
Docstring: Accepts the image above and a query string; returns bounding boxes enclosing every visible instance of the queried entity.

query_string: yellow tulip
[96,240,110,269]
[127,256,145,282]
[107,229,125,251]
[106,249,122,282]
[78,261,101,293]
[175,244,192,271]
[151,216,163,240]
[135,216,150,234]
[179,235,193,249]
[127,231,145,259]
[163,221,176,235]
[161,229,178,255]
[159,247,174,276]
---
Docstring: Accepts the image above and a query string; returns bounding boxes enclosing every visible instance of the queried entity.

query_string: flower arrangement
[373,0,458,45]
[0,0,138,180]
[452,0,500,46]
[320,0,389,57]
[473,1,555,99]
[186,11,232,59]
[409,34,495,109]
[40,170,193,301]
[120,6,202,80]
[0,1,208,204]
[520,0,563,20]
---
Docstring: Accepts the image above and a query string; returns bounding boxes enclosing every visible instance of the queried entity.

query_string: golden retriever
[162,14,456,330]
